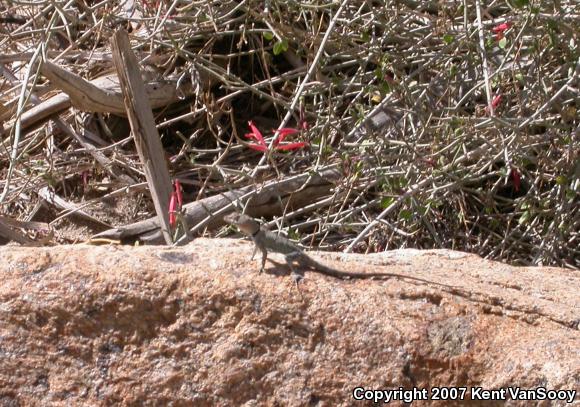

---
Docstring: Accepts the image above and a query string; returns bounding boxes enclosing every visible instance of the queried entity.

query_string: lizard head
[223,212,260,236]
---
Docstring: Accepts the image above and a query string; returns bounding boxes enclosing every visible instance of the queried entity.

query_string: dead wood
[93,167,342,244]
[111,29,173,245]
[1,62,194,136]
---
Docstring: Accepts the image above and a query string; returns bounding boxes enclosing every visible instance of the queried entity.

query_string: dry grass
[0,0,578,268]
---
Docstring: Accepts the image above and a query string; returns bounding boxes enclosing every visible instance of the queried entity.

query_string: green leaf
[512,0,529,8]
[562,135,571,144]
[443,34,454,45]
[547,19,558,31]
[555,175,567,185]
[427,199,443,209]
[518,210,531,225]
[273,39,288,55]
[450,117,462,128]
[263,31,274,41]
[498,37,507,49]
[486,37,495,48]
[379,81,391,95]
[288,227,300,240]
[399,209,412,221]
[449,64,457,76]
[381,197,395,209]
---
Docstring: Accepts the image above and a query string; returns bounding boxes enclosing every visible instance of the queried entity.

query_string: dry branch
[1,63,195,137]
[0,0,577,267]
[111,29,173,245]
[93,167,342,245]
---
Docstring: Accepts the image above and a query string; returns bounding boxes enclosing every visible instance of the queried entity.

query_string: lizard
[223,212,455,287]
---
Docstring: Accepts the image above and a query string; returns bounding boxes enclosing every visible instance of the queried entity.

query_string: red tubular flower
[245,143,268,151]
[486,93,503,115]
[169,192,177,227]
[174,180,183,207]
[383,73,396,84]
[275,142,308,150]
[510,168,521,192]
[247,121,265,143]
[274,128,299,144]
[299,104,309,130]
[244,122,308,152]
[81,170,89,188]
[274,127,309,150]
[492,22,510,40]
[492,23,510,33]
[169,180,184,228]
[244,121,269,150]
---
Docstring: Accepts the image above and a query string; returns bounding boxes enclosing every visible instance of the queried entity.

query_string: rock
[0,239,578,406]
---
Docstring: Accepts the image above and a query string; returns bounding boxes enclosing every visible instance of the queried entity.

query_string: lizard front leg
[251,245,258,260]
[259,246,268,273]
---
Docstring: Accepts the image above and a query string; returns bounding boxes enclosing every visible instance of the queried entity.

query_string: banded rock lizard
[224,213,447,286]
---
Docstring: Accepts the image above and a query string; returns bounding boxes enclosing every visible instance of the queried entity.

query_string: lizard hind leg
[285,253,305,284]
[284,254,305,299]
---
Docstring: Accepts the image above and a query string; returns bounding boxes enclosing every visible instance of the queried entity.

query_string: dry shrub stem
[0,0,578,268]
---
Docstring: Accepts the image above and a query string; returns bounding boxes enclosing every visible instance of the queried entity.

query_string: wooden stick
[111,29,173,245]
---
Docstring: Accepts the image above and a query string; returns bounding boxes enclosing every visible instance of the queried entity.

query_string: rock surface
[0,239,578,406]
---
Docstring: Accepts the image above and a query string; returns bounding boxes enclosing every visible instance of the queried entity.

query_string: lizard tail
[303,256,378,279]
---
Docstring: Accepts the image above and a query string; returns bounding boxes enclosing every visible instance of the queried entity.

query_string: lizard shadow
[261,259,307,280]
[262,259,294,276]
